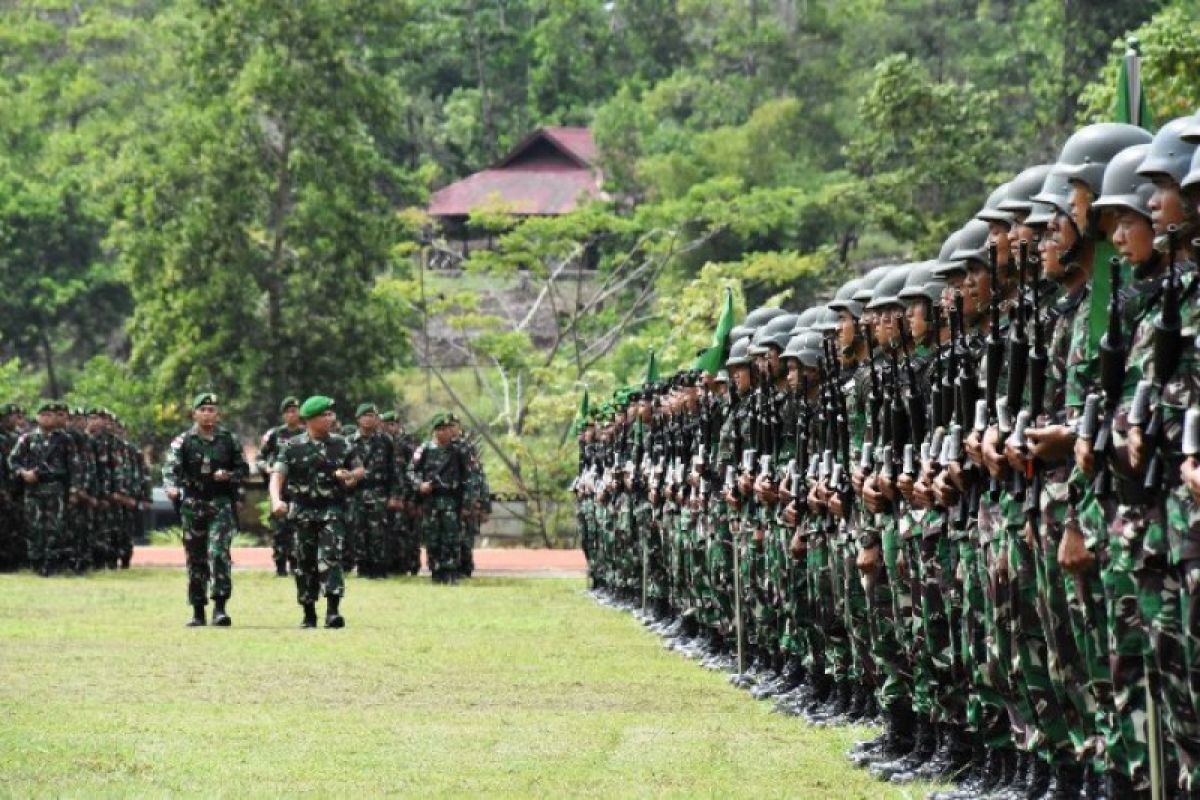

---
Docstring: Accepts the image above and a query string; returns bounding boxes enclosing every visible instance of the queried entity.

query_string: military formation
[576,116,1200,799]
[1,401,150,576]
[165,393,489,629]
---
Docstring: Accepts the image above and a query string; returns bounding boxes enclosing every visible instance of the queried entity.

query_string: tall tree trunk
[39,325,59,399]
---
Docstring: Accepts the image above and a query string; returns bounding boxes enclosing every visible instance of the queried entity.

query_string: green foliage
[1078,2,1200,126]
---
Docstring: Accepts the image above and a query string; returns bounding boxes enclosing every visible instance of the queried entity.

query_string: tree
[111,0,419,428]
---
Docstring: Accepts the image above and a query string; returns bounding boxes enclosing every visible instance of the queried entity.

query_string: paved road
[132,546,585,577]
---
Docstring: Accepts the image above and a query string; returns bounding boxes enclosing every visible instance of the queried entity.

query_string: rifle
[1006,240,1031,502]
[1024,241,1049,525]
[1141,225,1184,494]
[898,315,927,446]
[1091,255,1127,496]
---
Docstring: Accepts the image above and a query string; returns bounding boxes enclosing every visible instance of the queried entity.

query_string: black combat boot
[186,603,207,627]
[212,597,232,627]
[929,738,988,800]
[300,602,318,628]
[992,751,1032,800]
[275,560,288,578]
[890,722,945,783]
[844,684,874,723]
[852,702,914,767]
[1038,759,1084,800]
[805,679,851,724]
[871,716,933,781]
[324,594,345,628]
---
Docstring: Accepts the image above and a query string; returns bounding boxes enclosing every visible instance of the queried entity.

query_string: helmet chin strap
[1059,212,1086,267]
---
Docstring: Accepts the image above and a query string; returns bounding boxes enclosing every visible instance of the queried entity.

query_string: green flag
[1115,38,1152,130]
[572,385,589,433]
[692,286,736,375]
[644,348,659,384]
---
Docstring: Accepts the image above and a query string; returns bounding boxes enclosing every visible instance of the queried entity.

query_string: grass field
[0,570,934,798]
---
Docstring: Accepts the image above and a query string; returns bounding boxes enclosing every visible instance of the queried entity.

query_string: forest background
[2,0,1199,543]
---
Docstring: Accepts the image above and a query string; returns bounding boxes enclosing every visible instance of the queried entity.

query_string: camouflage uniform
[257,423,306,574]
[274,432,361,605]
[410,434,468,583]
[348,428,400,577]
[163,424,248,607]
[7,424,74,574]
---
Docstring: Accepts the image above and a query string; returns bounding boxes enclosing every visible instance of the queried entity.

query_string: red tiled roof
[428,168,604,217]
[428,127,605,218]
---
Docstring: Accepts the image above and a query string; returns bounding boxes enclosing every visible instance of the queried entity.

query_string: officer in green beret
[269,396,364,628]
[256,396,306,577]
[7,401,76,575]
[410,412,469,584]
[163,393,249,626]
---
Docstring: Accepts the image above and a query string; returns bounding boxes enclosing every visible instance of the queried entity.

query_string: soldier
[348,403,402,579]
[257,397,306,577]
[269,395,363,628]
[410,413,469,584]
[380,411,419,576]
[0,403,25,571]
[459,425,490,579]
[7,401,75,576]
[163,393,249,627]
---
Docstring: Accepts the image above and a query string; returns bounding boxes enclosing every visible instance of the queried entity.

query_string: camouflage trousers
[23,484,67,572]
[1107,504,1153,788]
[180,497,235,605]
[391,510,422,576]
[705,505,735,637]
[898,510,933,718]
[919,516,960,723]
[460,515,479,577]
[422,497,462,580]
[0,494,23,569]
[291,507,346,604]
[270,512,296,571]
[873,516,911,711]
[67,502,91,572]
[352,489,389,573]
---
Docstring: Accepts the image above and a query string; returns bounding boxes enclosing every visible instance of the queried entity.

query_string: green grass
[0,570,938,798]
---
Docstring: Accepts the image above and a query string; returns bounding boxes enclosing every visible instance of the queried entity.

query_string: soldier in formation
[577,113,1200,800]
[3,401,150,577]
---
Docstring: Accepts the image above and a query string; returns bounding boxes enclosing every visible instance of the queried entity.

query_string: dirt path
[132,546,585,577]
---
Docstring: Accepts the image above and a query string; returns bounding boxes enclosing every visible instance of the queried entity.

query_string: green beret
[431,412,453,429]
[380,411,397,422]
[0,403,17,416]
[299,395,334,420]
[192,392,219,410]
[36,400,55,414]
[279,396,300,412]
[355,402,378,418]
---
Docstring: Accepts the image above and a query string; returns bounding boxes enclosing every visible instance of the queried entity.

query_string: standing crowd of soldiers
[165,393,489,629]
[1,402,150,575]
[576,115,1200,799]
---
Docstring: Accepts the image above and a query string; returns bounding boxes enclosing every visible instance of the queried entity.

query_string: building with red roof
[427,127,607,253]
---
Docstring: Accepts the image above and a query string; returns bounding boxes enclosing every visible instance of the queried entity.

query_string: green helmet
[1093,143,1155,219]
[1136,114,1200,185]
[975,181,1014,226]
[795,306,823,330]
[812,306,840,333]
[1029,169,1073,223]
[826,278,865,318]
[744,306,785,328]
[996,165,1055,216]
[898,260,946,305]
[851,265,893,305]
[935,220,989,276]
[725,336,753,367]
[1183,112,1200,144]
[750,313,798,353]
[865,264,912,310]
[1184,144,1200,191]
[728,324,754,342]
[1052,122,1153,195]
[782,332,806,362]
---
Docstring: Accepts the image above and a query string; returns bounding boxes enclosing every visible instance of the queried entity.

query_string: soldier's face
[434,426,454,446]
[786,361,800,389]
[986,222,1011,270]
[1112,211,1155,264]
[963,266,991,320]
[835,311,857,351]
[905,301,929,342]
[36,411,55,430]
[358,412,379,433]
[86,417,104,435]
[282,407,300,427]
[731,365,752,393]
[878,306,903,346]
[1149,180,1187,235]
[193,404,219,429]
[306,410,335,438]
[1068,183,1094,235]
[1049,209,1077,253]
[766,348,782,379]
[1008,221,1035,277]
[1038,233,1063,279]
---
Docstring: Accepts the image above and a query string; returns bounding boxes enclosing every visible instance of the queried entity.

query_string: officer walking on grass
[163,393,249,627]
[269,395,363,628]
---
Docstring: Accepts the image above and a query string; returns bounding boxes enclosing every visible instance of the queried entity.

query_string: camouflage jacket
[273,432,361,508]
[163,425,248,503]
[8,428,74,491]
[409,439,468,500]
[256,424,307,475]
[348,430,399,496]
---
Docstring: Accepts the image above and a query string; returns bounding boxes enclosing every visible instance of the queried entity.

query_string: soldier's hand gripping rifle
[951,291,980,525]
[1090,255,1127,496]
[898,315,927,447]
[1141,225,1185,494]
[862,321,883,451]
